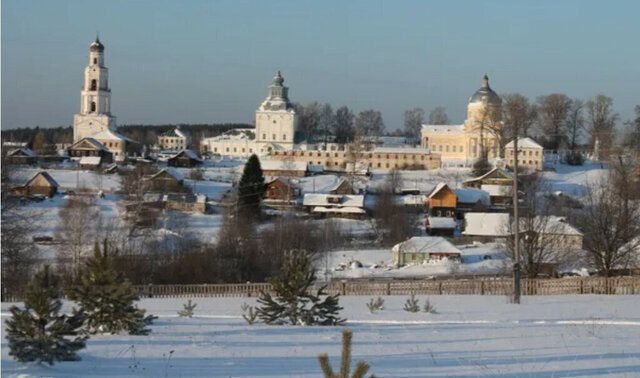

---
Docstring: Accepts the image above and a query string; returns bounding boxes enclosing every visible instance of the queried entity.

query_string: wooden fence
[3,277,640,302]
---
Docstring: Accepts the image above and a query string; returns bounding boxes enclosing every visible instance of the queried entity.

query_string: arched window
[93,58,97,65]
[90,80,97,91]
[90,102,96,112]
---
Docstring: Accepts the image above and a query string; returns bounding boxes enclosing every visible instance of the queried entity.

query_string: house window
[249,149,253,153]
[214,148,217,152]
[446,145,449,152]
[460,145,463,152]
[439,145,443,152]
[226,148,229,152]
[234,148,237,152]
[263,134,266,139]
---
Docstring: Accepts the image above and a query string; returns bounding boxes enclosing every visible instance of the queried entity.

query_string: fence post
[480,280,485,295]
[579,278,584,294]
[341,281,346,296]
[386,281,391,296]
[438,281,443,295]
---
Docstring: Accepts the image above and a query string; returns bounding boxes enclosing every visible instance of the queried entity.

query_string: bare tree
[334,106,355,144]
[372,170,415,246]
[537,94,571,150]
[622,105,640,155]
[355,110,384,146]
[319,104,335,149]
[565,99,585,165]
[295,102,322,141]
[1,200,40,297]
[428,106,449,125]
[403,107,424,142]
[56,196,99,282]
[576,162,640,276]
[586,94,618,158]
[501,94,538,155]
[503,174,575,278]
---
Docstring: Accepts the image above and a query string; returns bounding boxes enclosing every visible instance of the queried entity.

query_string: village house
[146,168,186,193]
[67,137,114,166]
[513,215,584,254]
[261,159,308,177]
[164,193,207,213]
[158,128,189,151]
[5,148,37,165]
[462,167,513,207]
[454,188,491,218]
[425,216,457,237]
[392,236,463,266]
[264,177,299,204]
[505,137,544,171]
[426,183,457,217]
[462,212,511,242]
[302,193,366,219]
[328,177,355,195]
[167,149,203,168]
[12,171,59,198]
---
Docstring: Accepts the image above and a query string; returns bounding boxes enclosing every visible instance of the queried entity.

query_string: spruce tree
[237,154,265,219]
[70,240,156,335]
[256,249,345,326]
[318,329,373,378]
[5,266,86,365]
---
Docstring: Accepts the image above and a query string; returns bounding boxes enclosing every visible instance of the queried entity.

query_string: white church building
[201,71,298,157]
[72,37,134,161]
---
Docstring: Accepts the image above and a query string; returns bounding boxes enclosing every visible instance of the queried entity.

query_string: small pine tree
[366,297,385,313]
[5,266,86,365]
[70,240,156,335]
[237,154,265,219]
[423,298,437,314]
[177,299,197,318]
[318,329,373,378]
[256,249,345,326]
[403,293,420,313]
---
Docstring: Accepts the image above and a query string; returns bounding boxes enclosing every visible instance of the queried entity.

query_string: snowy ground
[2,295,640,377]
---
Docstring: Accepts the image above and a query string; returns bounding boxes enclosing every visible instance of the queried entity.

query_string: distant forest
[1,123,252,150]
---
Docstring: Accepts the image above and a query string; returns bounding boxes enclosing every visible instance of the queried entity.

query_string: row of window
[508,159,541,166]
[509,150,540,156]
[262,133,287,141]
[210,147,254,154]
[304,161,431,169]
[276,151,432,160]
[431,145,465,153]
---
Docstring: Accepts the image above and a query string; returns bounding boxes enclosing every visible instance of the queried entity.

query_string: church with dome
[421,75,505,166]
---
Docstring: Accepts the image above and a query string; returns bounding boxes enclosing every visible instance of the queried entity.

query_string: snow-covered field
[2,295,640,377]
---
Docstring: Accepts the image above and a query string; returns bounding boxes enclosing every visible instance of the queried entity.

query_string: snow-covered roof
[79,156,102,166]
[398,194,427,206]
[150,168,184,182]
[202,129,255,142]
[518,216,583,236]
[24,171,59,188]
[372,147,432,155]
[303,194,365,208]
[169,149,202,162]
[161,128,188,139]
[328,177,350,192]
[464,167,512,183]
[454,188,491,205]
[421,124,465,135]
[481,184,513,196]
[71,137,110,151]
[505,137,543,149]
[392,236,462,255]
[8,148,36,157]
[312,206,366,214]
[91,129,136,143]
[428,182,449,199]
[261,159,308,172]
[427,217,457,229]
[463,213,510,236]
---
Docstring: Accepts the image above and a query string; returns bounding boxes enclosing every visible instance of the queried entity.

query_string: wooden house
[425,216,457,237]
[261,159,308,177]
[5,148,37,165]
[426,183,457,217]
[265,177,299,203]
[12,171,59,198]
[454,188,491,218]
[462,168,513,207]
[67,138,113,165]
[328,178,355,195]
[146,168,186,193]
[302,193,366,219]
[392,236,462,266]
[167,149,203,168]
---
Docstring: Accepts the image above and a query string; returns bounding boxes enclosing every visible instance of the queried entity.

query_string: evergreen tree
[318,329,373,378]
[237,154,265,219]
[5,266,86,365]
[70,240,156,335]
[256,249,345,326]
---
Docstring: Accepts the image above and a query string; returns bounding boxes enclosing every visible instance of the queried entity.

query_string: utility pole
[513,136,521,304]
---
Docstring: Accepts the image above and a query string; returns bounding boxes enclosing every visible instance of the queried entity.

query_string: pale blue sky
[2,0,639,130]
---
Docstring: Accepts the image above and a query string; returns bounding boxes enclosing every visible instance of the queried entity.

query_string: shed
[5,148,37,165]
[392,236,463,266]
[13,171,59,198]
[265,177,299,202]
[147,168,186,192]
[425,216,457,237]
[167,149,203,168]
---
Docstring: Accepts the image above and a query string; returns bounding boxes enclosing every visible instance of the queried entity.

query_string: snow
[541,161,609,197]
[3,295,640,377]
[78,156,102,166]
[421,124,466,134]
[463,213,510,236]
[10,168,121,192]
[312,206,366,214]
[427,216,457,229]
[505,137,544,149]
[392,237,462,254]
[481,183,513,196]
[303,194,365,208]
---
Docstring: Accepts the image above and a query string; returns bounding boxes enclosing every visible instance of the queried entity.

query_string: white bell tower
[73,37,116,142]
